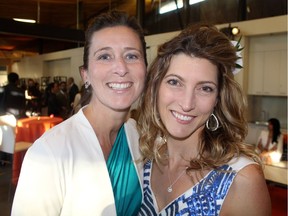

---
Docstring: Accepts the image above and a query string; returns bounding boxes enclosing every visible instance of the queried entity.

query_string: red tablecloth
[12,116,63,185]
[15,116,63,142]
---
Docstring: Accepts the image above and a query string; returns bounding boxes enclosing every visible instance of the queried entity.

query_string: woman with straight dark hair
[257,118,283,164]
[12,11,147,216]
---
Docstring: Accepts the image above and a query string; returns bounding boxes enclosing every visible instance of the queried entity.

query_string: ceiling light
[220,25,240,39]
[231,27,240,35]
[189,0,205,5]
[159,0,205,14]
[13,18,36,23]
[159,0,183,14]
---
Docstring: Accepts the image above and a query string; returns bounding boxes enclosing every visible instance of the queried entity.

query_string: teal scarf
[107,125,142,216]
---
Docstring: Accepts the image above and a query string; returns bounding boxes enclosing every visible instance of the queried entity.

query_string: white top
[11,108,143,216]
[257,130,283,153]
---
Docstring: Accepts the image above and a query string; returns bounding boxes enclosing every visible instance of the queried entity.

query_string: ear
[80,67,88,83]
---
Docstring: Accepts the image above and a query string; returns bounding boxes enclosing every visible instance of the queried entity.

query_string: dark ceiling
[0,0,287,67]
[0,0,153,66]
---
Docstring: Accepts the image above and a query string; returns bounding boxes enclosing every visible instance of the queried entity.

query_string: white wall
[144,15,287,91]
[12,47,84,88]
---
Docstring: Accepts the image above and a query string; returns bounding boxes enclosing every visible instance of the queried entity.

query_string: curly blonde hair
[136,24,261,171]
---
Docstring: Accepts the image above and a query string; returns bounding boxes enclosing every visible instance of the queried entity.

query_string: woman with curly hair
[136,24,271,215]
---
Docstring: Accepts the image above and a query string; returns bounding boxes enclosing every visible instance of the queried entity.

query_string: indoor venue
[0,0,287,215]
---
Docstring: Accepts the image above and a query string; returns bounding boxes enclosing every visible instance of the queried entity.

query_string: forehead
[167,54,218,79]
[90,26,142,50]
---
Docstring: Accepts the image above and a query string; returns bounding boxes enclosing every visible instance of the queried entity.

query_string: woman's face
[158,53,218,140]
[84,26,146,112]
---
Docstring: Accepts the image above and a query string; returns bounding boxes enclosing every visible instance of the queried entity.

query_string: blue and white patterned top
[138,156,255,216]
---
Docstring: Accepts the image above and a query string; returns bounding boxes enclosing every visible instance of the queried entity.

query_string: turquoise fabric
[107,125,142,216]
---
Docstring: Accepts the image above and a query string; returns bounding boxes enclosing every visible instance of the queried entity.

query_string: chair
[0,114,17,165]
[0,124,16,165]
[0,114,32,201]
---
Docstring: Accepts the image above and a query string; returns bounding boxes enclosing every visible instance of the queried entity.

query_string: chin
[112,105,131,113]
[168,127,200,140]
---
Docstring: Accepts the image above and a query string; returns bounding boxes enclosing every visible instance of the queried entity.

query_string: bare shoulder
[221,164,271,216]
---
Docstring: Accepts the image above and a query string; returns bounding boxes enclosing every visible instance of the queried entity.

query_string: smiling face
[157,53,218,140]
[83,26,146,112]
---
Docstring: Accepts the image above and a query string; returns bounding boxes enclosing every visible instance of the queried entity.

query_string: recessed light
[13,18,36,23]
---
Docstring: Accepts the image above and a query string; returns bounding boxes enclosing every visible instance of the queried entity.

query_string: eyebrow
[93,47,142,57]
[164,74,183,81]
[197,81,218,86]
[165,73,218,86]
[93,47,111,57]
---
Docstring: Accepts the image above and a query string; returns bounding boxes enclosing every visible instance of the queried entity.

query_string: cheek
[158,85,170,104]
[197,97,217,114]
[138,70,146,85]
[133,64,146,79]
[157,86,175,114]
[133,66,146,93]
[157,86,166,113]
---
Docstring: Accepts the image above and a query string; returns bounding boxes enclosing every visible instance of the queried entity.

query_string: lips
[107,82,132,90]
[172,110,193,121]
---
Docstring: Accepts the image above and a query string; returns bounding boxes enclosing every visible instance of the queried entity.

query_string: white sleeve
[11,140,63,216]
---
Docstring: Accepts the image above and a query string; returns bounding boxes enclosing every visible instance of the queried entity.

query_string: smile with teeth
[172,111,192,121]
[107,82,132,90]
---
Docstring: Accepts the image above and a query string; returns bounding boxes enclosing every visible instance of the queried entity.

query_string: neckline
[149,160,214,214]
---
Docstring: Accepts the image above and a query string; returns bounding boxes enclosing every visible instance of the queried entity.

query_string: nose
[114,57,128,77]
[178,90,195,112]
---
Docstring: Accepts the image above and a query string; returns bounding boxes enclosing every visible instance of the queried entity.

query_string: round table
[16,116,63,142]
[13,116,63,185]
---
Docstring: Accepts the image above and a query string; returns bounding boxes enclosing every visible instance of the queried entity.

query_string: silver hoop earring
[206,113,219,131]
[84,81,90,89]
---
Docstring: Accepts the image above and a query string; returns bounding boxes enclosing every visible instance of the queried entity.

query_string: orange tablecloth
[13,116,63,185]
[16,116,63,142]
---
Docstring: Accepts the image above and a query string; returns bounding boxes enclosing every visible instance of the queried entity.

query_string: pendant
[167,186,172,193]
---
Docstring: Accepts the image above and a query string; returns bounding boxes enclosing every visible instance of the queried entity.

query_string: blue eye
[202,86,214,92]
[167,79,180,86]
[125,52,143,63]
[126,54,138,60]
[196,85,217,95]
[97,54,111,60]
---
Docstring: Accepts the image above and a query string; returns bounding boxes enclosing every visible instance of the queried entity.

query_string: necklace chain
[167,168,187,193]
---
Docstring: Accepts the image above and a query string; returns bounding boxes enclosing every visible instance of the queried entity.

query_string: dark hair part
[83,10,147,69]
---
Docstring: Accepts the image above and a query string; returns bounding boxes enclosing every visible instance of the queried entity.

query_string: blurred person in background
[56,81,69,119]
[46,82,62,117]
[67,76,79,111]
[0,72,26,119]
[25,78,42,115]
[71,84,92,115]
[256,118,283,164]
